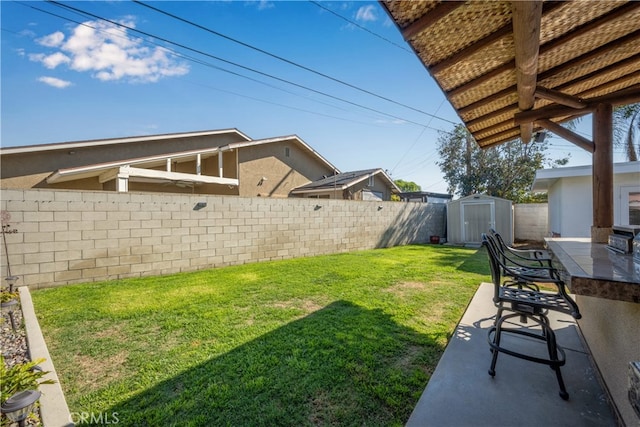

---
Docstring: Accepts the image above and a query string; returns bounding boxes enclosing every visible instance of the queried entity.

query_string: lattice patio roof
[380,1,640,149]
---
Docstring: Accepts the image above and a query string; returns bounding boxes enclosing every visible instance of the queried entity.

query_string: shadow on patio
[407,283,617,427]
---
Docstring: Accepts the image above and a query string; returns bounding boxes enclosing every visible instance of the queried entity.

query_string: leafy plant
[0,356,55,405]
[0,291,18,304]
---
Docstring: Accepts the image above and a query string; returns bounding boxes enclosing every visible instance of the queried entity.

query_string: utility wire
[307,1,412,53]
[23,1,446,132]
[43,0,453,133]
[22,0,420,130]
[132,0,456,126]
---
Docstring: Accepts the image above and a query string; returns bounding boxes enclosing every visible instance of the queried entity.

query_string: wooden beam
[577,69,640,98]
[467,81,635,140]
[448,60,515,98]
[513,1,542,110]
[474,111,590,149]
[469,75,639,131]
[457,85,516,115]
[476,132,521,148]
[446,4,640,101]
[431,23,513,75]
[535,86,586,109]
[459,29,640,115]
[535,119,594,152]
[592,103,613,243]
[514,85,640,124]
[538,2,640,56]
[467,104,519,129]
[475,128,521,146]
[473,118,519,139]
[537,29,640,83]
[401,1,465,40]
[512,1,542,143]
[430,2,564,75]
[555,52,640,92]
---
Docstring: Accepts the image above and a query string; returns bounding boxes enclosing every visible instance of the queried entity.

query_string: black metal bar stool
[482,233,581,400]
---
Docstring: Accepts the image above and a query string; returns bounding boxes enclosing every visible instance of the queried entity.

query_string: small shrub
[0,356,55,405]
[0,291,18,304]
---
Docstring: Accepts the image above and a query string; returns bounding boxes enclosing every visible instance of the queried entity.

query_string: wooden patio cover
[380,0,640,241]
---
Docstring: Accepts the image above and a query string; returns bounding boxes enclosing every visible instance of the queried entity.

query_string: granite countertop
[545,238,640,304]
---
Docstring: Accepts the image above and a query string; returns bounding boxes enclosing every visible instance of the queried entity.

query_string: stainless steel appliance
[608,225,640,254]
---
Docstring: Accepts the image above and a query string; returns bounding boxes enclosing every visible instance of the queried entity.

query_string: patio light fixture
[314,205,322,210]
[533,131,546,143]
[193,202,207,211]
[5,275,18,292]
[1,390,41,427]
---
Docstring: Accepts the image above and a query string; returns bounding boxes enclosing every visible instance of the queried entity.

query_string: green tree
[613,103,639,161]
[436,124,568,203]
[394,179,421,192]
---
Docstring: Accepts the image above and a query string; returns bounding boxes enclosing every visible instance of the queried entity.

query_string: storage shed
[447,194,513,245]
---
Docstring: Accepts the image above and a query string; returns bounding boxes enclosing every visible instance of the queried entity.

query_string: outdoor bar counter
[545,238,640,303]
[544,238,640,426]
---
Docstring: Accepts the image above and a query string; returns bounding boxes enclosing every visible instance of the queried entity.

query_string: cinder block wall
[0,189,445,289]
[513,203,548,241]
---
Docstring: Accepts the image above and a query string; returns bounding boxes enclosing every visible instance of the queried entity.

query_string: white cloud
[37,76,72,88]
[30,52,70,69]
[29,19,189,84]
[36,31,65,47]
[245,1,274,10]
[355,5,378,22]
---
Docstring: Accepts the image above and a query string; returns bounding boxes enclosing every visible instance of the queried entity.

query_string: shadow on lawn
[104,301,444,426]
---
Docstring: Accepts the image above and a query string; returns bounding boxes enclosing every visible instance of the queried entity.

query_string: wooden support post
[592,103,613,243]
[512,1,542,144]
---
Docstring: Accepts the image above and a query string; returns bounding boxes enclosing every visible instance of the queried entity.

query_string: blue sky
[1,1,624,193]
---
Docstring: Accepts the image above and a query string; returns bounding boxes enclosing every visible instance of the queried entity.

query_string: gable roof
[0,128,252,155]
[290,168,400,194]
[381,1,640,149]
[232,135,339,172]
[44,134,339,186]
[531,161,640,192]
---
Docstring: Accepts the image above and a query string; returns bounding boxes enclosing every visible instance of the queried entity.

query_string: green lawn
[32,245,489,426]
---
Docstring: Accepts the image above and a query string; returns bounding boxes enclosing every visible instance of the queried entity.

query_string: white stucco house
[531,161,640,238]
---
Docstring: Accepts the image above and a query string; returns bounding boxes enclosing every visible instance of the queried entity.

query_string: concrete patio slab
[406,283,617,427]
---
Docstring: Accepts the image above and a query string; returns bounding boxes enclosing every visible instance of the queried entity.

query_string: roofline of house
[291,168,400,194]
[46,146,231,183]
[229,135,339,173]
[531,161,640,192]
[399,191,453,199]
[0,128,252,155]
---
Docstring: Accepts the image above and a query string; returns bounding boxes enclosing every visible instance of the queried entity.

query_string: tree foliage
[436,124,569,203]
[613,103,640,161]
[394,179,421,192]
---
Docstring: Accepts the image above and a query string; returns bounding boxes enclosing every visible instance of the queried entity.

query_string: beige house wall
[1,132,247,190]
[0,189,445,289]
[238,141,334,198]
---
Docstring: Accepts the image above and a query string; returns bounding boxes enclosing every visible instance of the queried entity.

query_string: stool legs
[488,311,569,400]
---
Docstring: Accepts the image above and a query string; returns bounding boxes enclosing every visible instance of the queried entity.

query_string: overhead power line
[307,1,412,53]
[132,0,456,126]
[42,0,454,133]
[21,1,404,129]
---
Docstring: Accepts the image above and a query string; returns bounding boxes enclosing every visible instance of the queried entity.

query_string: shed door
[462,202,495,243]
